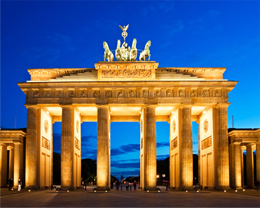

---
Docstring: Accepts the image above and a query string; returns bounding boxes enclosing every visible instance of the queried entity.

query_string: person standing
[18,179,22,191]
[133,181,137,191]
[9,178,13,191]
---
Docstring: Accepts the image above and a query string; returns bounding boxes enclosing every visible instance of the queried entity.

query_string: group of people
[115,180,137,191]
[8,178,22,191]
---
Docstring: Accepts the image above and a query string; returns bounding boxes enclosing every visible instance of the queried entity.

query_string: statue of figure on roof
[103,41,114,62]
[103,24,151,62]
[139,40,151,61]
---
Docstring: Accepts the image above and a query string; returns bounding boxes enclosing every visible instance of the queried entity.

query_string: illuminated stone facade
[15,61,240,190]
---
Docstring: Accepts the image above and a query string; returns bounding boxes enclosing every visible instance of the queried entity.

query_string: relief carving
[202,90,209,97]
[33,91,40,98]
[128,90,136,97]
[166,90,172,97]
[42,136,50,150]
[81,90,87,97]
[44,120,49,133]
[69,90,75,97]
[171,137,178,150]
[215,90,221,97]
[75,137,80,150]
[93,91,100,98]
[76,120,79,133]
[172,120,176,133]
[45,91,52,98]
[117,90,125,98]
[155,90,160,97]
[101,68,152,78]
[203,119,209,133]
[179,90,185,97]
[105,90,112,98]
[57,90,64,98]
[190,90,197,97]
[201,136,212,150]
[143,90,149,97]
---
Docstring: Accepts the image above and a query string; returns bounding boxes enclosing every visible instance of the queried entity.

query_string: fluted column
[0,144,7,187]
[97,106,110,191]
[246,144,254,188]
[234,143,242,189]
[144,105,157,190]
[61,106,74,190]
[256,142,260,186]
[179,106,193,189]
[25,106,38,187]
[214,105,230,189]
[13,143,21,187]
[8,147,14,179]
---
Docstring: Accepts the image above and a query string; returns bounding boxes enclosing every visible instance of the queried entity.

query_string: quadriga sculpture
[130,39,137,61]
[139,40,151,61]
[115,39,122,61]
[103,41,114,62]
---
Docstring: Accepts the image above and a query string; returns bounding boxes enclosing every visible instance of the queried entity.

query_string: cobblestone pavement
[1,187,259,207]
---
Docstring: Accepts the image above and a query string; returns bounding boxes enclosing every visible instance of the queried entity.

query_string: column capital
[142,104,157,109]
[179,104,193,109]
[7,146,14,150]
[25,105,40,110]
[60,105,74,109]
[96,105,109,109]
[214,103,230,109]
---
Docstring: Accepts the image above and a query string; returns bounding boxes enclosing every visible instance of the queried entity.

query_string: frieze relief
[33,91,40,98]
[80,90,88,97]
[101,68,152,78]
[57,90,64,98]
[190,90,197,97]
[117,90,125,98]
[42,136,50,150]
[171,137,178,150]
[201,136,212,150]
[166,90,172,97]
[93,91,100,98]
[45,91,52,98]
[179,90,185,97]
[215,90,221,97]
[105,90,112,98]
[69,90,75,97]
[143,90,149,97]
[75,137,80,150]
[154,90,161,97]
[128,90,136,97]
[202,90,210,97]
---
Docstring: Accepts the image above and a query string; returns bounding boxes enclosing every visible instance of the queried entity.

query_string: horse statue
[139,40,151,61]
[115,39,122,61]
[103,41,114,62]
[130,38,137,61]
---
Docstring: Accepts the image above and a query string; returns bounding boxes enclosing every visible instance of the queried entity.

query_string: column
[246,144,254,188]
[234,143,242,189]
[144,106,157,191]
[8,147,14,179]
[13,143,21,188]
[0,144,8,187]
[179,106,193,189]
[97,106,110,191]
[214,105,230,189]
[241,146,245,188]
[25,106,38,187]
[256,142,260,186]
[61,106,74,190]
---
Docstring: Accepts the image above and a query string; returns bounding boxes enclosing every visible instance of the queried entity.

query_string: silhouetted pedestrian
[9,178,13,191]
[18,179,22,191]
[126,181,129,191]
[133,181,137,190]
[116,180,120,191]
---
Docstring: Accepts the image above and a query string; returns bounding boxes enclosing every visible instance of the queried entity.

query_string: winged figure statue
[119,24,129,32]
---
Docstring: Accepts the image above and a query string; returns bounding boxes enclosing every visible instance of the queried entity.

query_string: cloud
[111,162,140,169]
[111,143,139,156]
[157,142,169,148]
[157,154,169,160]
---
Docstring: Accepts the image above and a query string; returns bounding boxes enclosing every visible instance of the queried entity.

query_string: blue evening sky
[1,0,260,179]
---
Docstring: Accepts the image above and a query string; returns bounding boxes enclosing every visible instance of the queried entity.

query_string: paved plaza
[1,187,259,207]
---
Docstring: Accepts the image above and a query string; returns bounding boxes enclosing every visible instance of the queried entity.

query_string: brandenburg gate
[17,25,238,191]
